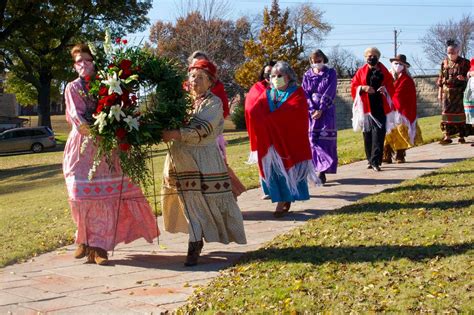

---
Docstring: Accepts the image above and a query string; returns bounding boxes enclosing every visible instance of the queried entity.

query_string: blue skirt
[261,171,310,203]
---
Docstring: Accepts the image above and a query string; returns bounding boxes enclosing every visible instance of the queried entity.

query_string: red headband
[188,59,217,81]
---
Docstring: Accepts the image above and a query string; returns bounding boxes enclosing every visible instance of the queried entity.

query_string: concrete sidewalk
[1,140,473,314]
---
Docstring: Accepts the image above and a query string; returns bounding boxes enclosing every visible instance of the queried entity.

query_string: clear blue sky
[128,0,474,75]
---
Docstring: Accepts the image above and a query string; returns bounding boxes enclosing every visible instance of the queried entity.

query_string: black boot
[184,240,204,267]
[395,149,406,163]
[318,172,327,185]
[382,145,393,164]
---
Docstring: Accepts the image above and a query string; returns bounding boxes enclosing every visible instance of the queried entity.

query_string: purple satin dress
[302,66,338,174]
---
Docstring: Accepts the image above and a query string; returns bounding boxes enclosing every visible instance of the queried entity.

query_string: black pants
[363,118,386,167]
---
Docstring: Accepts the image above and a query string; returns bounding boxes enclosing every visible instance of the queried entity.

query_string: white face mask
[272,76,287,90]
[392,62,404,73]
[311,63,324,70]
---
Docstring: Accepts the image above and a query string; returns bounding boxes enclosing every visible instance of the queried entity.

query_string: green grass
[0,115,445,267]
[180,158,474,313]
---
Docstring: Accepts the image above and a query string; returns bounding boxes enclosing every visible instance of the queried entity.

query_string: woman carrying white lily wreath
[351,47,396,172]
[161,59,247,267]
[383,54,423,164]
[63,44,159,266]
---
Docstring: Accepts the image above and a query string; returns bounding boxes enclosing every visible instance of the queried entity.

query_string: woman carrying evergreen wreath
[161,59,247,267]
[187,50,246,199]
[63,44,159,265]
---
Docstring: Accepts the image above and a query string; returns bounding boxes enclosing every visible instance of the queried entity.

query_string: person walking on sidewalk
[187,50,246,199]
[245,61,275,199]
[302,49,338,184]
[248,61,316,218]
[438,40,471,145]
[383,54,423,164]
[161,59,247,267]
[464,58,474,146]
[63,44,159,265]
[351,47,395,172]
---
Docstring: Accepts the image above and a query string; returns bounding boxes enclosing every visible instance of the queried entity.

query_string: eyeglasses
[75,59,93,64]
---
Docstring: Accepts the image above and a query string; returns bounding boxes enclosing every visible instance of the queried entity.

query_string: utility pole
[394,29,401,56]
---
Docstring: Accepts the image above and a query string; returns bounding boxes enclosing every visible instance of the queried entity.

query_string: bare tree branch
[421,14,474,66]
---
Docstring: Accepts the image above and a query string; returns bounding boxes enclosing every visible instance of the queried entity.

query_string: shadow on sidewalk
[242,242,473,265]
[241,209,330,221]
[404,157,465,164]
[334,178,403,186]
[110,252,239,271]
[309,191,371,201]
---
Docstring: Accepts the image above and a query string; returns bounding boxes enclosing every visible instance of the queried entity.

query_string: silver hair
[364,47,381,58]
[271,61,298,86]
[187,50,209,64]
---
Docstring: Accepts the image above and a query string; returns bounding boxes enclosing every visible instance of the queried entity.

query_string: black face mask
[367,57,378,66]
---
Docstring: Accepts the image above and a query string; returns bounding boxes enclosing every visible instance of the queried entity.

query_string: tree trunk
[37,69,52,128]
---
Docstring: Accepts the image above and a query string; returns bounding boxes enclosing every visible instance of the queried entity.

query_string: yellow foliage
[235,0,306,90]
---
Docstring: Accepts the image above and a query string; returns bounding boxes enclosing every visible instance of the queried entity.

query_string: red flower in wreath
[98,86,108,97]
[115,128,127,140]
[119,59,133,79]
[119,142,131,151]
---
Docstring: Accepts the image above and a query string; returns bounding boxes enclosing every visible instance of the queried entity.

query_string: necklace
[272,89,286,104]
[447,59,456,69]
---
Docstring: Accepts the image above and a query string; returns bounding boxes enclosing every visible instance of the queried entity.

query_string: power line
[240,0,472,8]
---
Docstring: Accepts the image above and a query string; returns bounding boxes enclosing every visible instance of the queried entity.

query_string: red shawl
[249,87,312,178]
[211,81,230,118]
[245,81,267,152]
[392,72,417,123]
[351,63,395,115]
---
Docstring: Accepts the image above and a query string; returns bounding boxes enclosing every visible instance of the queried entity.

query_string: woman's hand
[377,85,388,95]
[78,123,90,136]
[361,85,375,94]
[162,130,181,142]
[311,110,323,120]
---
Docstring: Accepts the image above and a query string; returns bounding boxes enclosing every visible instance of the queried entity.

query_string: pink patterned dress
[63,78,159,251]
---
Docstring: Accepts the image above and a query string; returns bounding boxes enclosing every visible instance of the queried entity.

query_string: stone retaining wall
[334,75,439,129]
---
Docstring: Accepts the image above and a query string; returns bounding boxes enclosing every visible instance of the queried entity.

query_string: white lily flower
[124,74,139,84]
[93,112,108,133]
[104,28,112,56]
[102,72,123,95]
[108,105,126,122]
[124,115,140,131]
[87,41,97,56]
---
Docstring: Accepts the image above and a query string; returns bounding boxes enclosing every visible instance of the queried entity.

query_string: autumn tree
[0,1,152,128]
[235,0,329,89]
[290,2,332,52]
[149,2,251,101]
[327,45,364,78]
[421,14,474,66]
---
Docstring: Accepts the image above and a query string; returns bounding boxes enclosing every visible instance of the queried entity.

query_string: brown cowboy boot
[382,145,393,164]
[184,240,204,267]
[395,149,406,163]
[87,247,109,265]
[73,244,88,259]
